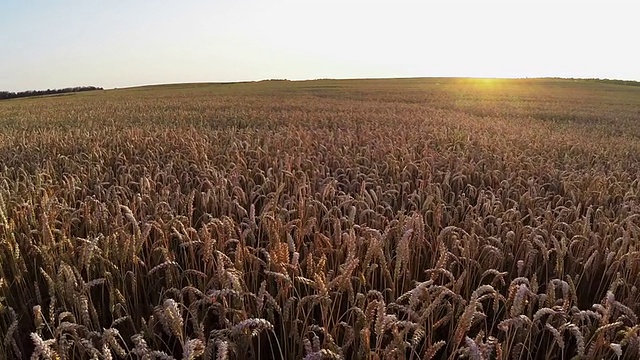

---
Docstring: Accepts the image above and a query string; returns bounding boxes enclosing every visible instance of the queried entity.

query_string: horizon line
[5,75,640,93]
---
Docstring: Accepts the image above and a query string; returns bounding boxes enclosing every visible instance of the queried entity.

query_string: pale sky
[1,0,638,91]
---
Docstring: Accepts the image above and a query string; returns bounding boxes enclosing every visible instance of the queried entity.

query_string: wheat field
[1,78,640,359]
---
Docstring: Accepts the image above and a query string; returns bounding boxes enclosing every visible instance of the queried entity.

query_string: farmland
[1,77,640,359]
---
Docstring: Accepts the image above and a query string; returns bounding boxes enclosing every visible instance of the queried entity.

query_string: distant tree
[0,86,103,101]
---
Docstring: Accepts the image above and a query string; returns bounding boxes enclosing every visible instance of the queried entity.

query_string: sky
[1,0,638,91]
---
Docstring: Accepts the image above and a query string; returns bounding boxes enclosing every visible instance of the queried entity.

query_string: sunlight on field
[461,78,509,92]
[476,78,500,87]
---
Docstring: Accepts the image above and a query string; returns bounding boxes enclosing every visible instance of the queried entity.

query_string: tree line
[0,86,103,100]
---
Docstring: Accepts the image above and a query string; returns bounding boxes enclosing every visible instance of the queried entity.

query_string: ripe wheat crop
[1,78,640,359]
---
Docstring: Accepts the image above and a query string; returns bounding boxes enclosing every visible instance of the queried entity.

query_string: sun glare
[477,78,498,86]
[464,78,507,91]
